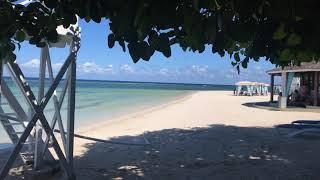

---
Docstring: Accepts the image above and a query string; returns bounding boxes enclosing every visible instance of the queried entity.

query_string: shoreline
[0,91,196,150]
[76,91,196,134]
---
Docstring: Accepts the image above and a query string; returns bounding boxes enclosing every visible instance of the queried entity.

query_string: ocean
[0,78,234,144]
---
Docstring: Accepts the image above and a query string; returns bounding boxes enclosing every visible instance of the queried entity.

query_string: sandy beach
[2,91,320,180]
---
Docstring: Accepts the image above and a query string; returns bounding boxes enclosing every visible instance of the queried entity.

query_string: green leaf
[44,0,57,8]
[279,49,292,61]
[140,41,153,61]
[84,16,91,23]
[198,45,205,53]
[295,16,303,21]
[296,50,313,61]
[46,30,58,43]
[36,42,46,48]
[193,0,199,10]
[128,43,140,63]
[118,40,126,52]
[212,45,217,53]
[157,34,171,57]
[241,60,248,68]
[287,33,302,46]
[234,52,240,62]
[108,34,115,48]
[9,43,15,51]
[273,23,287,40]
[14,30,26,42]
[29,36,41,45]
[218,50,225,57]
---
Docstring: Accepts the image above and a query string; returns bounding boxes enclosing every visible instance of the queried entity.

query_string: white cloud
[105,64,114,73]
[159,68,169,76]
[120,64,134,73]
[77,62,113,74]
[20,59,40,69]
[191,65,209,74]
[20,59,63,72]
[52,62,63,71]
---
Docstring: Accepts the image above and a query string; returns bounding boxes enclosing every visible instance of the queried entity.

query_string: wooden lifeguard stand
[0,1,80,179]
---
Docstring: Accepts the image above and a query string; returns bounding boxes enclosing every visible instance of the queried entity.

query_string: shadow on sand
[2,124,320,180]
[73,124,320,180]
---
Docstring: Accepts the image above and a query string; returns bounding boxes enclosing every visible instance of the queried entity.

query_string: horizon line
[2,76,235,86]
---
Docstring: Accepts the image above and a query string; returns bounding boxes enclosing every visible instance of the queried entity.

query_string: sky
[10,20,276,85]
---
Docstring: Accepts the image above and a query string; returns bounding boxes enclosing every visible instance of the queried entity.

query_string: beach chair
[276,120,320,137]
[292,120,320,125]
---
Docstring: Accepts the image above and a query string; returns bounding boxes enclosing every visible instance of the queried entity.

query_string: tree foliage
[1,0,320,69]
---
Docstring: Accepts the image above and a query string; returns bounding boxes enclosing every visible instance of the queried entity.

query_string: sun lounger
[292,120,320,125]
[277,124,320,129]
[276,122,320,137]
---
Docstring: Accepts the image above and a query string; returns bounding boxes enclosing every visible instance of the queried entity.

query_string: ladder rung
[23,141,35,145]
[4,113,16,116]
[0,103,9,105]
[10,131,24,135]
[2,122,23,126]
[0,114,20,122]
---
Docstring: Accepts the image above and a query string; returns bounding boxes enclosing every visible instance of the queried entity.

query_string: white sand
[74,91,319,155]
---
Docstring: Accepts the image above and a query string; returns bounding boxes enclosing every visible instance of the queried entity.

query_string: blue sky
[12,20,276,85]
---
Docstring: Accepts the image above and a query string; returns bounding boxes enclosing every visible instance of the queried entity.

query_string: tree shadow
[73,124,320,180]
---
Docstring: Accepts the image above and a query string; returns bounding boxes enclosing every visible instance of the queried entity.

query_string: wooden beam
[41,53,75,107]
[41,76,69,160]
[39,46,68,161]
[3,60,75,179]
[314,72,319,106]
[280,72,287,108]
[270,74,275,102]
[34,47,47,169]
[66,43,76,168]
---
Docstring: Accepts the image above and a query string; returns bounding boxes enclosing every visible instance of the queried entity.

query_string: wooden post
[280,72,287,108]
[66,43,77,168]
[314,72,319,106]
[270,74,275,102]
[34,48,47,169]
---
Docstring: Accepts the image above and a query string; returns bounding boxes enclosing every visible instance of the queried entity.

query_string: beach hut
[235,81,269,96]
[0,0,80,179]
[256,83,269,96]
[252,82,261,95]
[262,83,270,96]
[235,81,254,96]
[267,62,320,108]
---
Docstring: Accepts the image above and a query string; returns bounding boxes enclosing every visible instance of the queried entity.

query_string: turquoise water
[0,78,233,144]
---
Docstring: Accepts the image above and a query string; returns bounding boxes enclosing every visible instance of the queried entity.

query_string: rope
[53,129,151,146]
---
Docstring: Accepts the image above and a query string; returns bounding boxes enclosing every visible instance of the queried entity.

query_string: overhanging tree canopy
[1,0,319,70]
